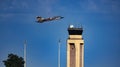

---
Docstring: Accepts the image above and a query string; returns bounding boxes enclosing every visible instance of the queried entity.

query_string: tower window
[80,43,83,45]
[70,43,75,50]
[70,43,75,67]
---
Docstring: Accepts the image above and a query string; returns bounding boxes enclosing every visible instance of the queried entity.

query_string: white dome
[70,25,74,28]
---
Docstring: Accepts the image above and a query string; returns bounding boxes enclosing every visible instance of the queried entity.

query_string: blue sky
[0,0,120,67]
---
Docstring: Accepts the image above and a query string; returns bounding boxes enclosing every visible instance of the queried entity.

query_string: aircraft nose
[61,17,64,19]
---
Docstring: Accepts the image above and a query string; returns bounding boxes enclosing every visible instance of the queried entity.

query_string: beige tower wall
[67,35,84,67]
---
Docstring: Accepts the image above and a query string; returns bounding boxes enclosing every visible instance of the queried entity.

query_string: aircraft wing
[54,16,64,20]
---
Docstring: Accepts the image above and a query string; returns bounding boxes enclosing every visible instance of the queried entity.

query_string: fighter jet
[36,16,64,23]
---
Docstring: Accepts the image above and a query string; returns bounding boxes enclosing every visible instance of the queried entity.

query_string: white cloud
[79,0,120,14]
[0,0,29,11]
[0,14,14,18]
[36,0,59,16]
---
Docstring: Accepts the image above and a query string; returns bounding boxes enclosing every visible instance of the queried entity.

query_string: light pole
[24,40,27,67]
[58,39,61,67]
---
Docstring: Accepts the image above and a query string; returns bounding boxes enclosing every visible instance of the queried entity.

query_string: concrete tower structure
[67,25,84,67]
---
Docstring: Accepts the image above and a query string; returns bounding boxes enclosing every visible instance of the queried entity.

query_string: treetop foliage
[3,53,24,67]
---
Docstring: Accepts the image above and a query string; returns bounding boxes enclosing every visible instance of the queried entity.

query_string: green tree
[3,53,24,67]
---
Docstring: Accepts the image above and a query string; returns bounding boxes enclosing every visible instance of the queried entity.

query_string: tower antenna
[24,40,27,67]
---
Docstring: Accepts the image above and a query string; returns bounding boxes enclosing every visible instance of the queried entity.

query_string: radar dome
[70,25,74,28]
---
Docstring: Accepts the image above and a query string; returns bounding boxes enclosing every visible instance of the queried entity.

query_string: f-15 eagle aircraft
[36,16,64,23]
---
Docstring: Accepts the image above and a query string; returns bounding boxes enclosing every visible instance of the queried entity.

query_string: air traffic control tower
[67,25,84,67]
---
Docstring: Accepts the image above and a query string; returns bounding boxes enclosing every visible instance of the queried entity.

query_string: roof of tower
[68,25,83,35]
